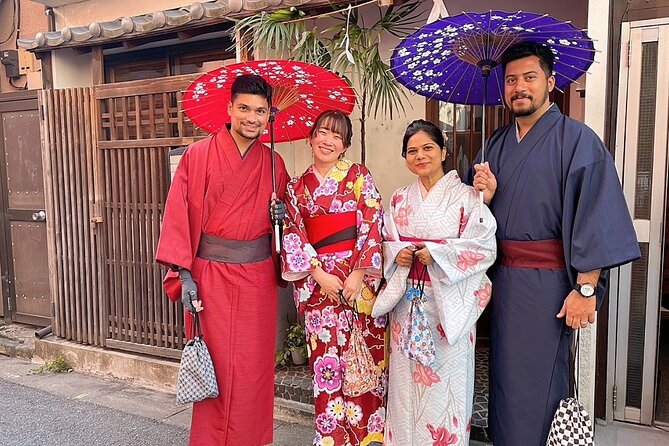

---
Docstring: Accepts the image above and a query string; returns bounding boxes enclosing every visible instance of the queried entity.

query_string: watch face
[580,284,596,297]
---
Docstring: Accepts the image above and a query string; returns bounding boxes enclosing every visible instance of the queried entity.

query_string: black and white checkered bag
[546,397,594,446]
[176,313,219,404]
[546,331,594,446]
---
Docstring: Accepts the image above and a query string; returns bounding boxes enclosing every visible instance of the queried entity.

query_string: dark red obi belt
[499,239,565,270]
[304,211,357,254]
[399,235,442,282]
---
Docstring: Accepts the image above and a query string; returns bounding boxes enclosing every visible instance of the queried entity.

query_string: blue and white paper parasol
[390,10,595,219]
[390,10,595,106]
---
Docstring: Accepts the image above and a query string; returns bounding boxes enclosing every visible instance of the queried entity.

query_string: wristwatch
[575,283,596,298]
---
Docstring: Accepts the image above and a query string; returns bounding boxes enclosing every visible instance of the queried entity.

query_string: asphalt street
[0,378,190,446]
[0,356,313,446]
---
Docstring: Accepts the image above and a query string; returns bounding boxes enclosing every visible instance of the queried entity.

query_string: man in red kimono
[156,74,289,446]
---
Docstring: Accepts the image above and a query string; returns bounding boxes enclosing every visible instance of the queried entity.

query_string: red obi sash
[399,235,443,282]
[499,239,565,270]
[304,212,357,254]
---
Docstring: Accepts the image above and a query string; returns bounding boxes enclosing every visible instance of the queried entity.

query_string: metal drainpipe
[35,325,52,339]
[45,7,55,32]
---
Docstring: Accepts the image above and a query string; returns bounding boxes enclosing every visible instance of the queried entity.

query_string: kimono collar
[515,103,556,142]
[218,124,259,159]
[310,158,354,185]
[416,170,462,198]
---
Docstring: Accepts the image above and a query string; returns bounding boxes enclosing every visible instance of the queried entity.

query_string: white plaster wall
[52,48,93,88]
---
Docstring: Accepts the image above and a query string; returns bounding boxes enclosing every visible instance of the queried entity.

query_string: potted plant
[275,321,308,366]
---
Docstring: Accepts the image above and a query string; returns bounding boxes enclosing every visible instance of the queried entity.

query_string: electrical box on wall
[0,50,20,79]
[18,49,34,75]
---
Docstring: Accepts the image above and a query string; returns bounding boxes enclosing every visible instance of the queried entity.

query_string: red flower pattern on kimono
[458,206,469,235]
[475,282,492,308]
[413,363,441,387]
[436,323,446,340]
[426,424,458,445]
[455,250,486,271]
[394,205,412,228]
[391,193,404,208]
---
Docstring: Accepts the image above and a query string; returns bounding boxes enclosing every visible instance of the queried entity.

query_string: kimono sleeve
[563,149,640,306]
[281,181,320,282]
[372,188,413,318]
[380,188,412,279]
[426,189,497,287]
[427,188,497,344]
[349,165,383,277]
[155,148,196,271]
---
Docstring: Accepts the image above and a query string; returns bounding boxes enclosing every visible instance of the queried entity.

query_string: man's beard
[510,89,549,117]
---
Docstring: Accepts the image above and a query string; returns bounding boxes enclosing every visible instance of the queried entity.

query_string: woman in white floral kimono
[372,120,497,446]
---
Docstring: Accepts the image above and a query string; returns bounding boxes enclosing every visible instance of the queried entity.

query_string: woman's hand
[413,242,434,265]
[395,246,415,267]
[342,269,365,306]
[310,267,343,300]
[473,162,497,204]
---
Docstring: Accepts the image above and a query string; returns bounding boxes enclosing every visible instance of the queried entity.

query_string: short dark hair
[231,74,272,104]
[402,119,448,173]
[309,110,353,148]
[501,41,555,78]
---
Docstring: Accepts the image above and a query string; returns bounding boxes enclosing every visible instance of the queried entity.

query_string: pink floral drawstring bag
[340,299,378,397]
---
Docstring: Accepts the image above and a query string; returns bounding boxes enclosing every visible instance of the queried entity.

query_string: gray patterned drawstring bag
[176,313,219,404]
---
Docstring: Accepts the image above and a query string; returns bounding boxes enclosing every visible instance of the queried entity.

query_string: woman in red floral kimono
[281,110,386,446]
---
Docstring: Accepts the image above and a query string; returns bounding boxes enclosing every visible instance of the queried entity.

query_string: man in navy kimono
[468,41,640,446]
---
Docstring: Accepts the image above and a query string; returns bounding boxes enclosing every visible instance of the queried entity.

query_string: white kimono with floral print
[373,171,497,446]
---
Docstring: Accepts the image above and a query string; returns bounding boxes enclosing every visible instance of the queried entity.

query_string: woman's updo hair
[401,119,448,173]
[401,119,445,157]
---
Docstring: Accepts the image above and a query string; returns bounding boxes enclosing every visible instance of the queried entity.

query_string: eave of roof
[18,0,354,52]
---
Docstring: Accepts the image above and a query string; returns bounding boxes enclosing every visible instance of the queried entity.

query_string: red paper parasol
[183,59,356,252]
[182,59,356,143]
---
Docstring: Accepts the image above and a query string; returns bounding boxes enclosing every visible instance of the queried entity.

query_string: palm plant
[233,1,423,164]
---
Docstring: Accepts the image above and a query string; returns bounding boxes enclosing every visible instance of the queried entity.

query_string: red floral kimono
[281,159,387,446]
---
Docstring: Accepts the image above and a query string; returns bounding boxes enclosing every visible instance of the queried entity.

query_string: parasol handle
[479,63,492,223]
[271,192,281,253]
[269,108,281,253]
[269,109,277,194]
[479,120,485,223]
[275,224,281,253]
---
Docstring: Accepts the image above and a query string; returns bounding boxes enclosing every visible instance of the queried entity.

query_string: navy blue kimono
[466,104,640,446]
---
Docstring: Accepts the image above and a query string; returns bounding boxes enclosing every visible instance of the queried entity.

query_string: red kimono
[156,129,289,446]
[281,159,387,446]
